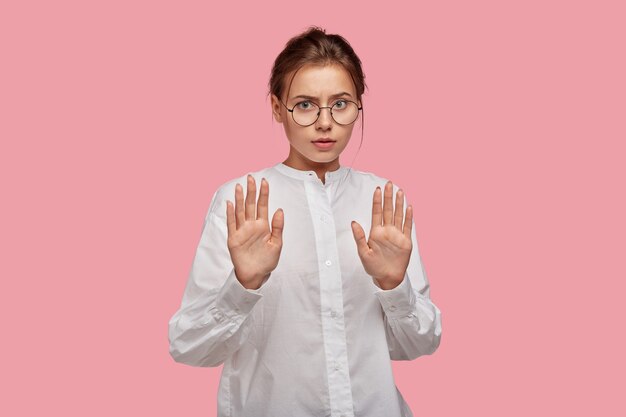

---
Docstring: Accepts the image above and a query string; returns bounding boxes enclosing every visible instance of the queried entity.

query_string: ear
[271,94,284,124]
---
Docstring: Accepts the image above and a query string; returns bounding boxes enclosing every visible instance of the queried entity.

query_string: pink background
[1,1,624,415]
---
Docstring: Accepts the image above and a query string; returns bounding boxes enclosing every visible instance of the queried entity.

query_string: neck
[282,153,340,183]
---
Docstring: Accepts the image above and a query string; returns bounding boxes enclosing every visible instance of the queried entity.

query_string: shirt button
[325,260,332,266]
[389,305,397,312]
[334,364,340,371]
[330,310,337,318]
[320,214,325,222]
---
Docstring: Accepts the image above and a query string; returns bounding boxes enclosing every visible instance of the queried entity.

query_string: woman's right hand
[225,175,284,290]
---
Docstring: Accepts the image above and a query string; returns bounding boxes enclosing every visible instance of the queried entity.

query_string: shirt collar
[274,162,349,182]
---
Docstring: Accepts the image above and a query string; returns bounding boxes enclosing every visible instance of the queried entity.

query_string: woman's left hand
[351,181,413,290]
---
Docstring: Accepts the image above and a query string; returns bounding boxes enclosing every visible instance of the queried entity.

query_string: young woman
[168,26,442,417]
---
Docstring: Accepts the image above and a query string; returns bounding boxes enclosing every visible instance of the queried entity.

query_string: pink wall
[1,0,624,415]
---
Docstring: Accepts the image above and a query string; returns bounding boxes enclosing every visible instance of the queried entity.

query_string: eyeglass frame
[278,97,363,127]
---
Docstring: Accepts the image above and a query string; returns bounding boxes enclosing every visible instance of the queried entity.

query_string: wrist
[248,273,271,290]
[236,269,271,290]
[374,273,405,290]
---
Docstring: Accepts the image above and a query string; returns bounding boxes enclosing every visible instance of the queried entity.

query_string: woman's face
[271,63,361,172]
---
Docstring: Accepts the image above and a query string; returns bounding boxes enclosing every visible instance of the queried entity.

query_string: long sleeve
[168,188,264,367]
[373,189,443,361]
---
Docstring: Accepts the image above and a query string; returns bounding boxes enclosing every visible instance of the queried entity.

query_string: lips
[312,139,336,150]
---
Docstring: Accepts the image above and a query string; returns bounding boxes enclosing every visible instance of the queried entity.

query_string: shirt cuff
[214,268,264,320]
[374,272,416,319]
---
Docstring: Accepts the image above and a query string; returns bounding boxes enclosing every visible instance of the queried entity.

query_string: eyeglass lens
[292,101,359,126]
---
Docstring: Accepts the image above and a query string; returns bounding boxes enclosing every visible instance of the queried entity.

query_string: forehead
[287,64,355,99]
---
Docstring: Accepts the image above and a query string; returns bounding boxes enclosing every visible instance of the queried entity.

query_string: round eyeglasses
[279,98,363,127]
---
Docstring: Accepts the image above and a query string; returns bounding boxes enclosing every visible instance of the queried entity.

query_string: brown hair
[268,26,367,104]
[267,26,367,153]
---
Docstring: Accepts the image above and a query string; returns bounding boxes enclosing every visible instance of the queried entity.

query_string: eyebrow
[291,92,353,100]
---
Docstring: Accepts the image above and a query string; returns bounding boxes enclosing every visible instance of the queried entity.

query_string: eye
[296,100,314,110]
[333,100,347,109]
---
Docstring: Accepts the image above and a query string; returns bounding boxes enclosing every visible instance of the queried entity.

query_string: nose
[315,106,333,129]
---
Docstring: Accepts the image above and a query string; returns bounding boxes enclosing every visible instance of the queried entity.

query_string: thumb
[270,208,284,244]
[351,221,369,255]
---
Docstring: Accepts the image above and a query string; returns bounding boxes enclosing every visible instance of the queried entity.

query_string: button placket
[303,179,354,415]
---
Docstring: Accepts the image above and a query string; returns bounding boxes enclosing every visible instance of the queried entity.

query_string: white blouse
[168,162,442,417]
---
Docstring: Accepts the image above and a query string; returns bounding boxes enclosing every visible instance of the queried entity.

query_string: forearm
[375,273,443,360]
[168,268,263,367]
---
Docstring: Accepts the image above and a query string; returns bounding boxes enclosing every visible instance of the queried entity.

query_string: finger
[403,205,413,239]
[394,188,404,230]
[371,186,382,227]
[351,220,369,255]
[245,174,256,221]
[383,181,393,225]
[270,208,284,244]
[257,178,268,221]
[226,200,236,236]
[235,183,244,228]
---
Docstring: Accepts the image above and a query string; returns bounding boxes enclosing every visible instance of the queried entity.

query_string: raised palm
[351,181,413,290]
[226,175,284,290]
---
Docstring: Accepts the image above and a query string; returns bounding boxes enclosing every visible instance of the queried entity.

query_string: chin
[291,144,342,165]
[308,154,339,163]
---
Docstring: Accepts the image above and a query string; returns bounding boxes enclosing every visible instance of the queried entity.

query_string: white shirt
[168,162,443,417]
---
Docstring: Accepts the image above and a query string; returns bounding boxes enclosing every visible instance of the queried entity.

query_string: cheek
[340,126,355,140]
[284,126,306,145]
